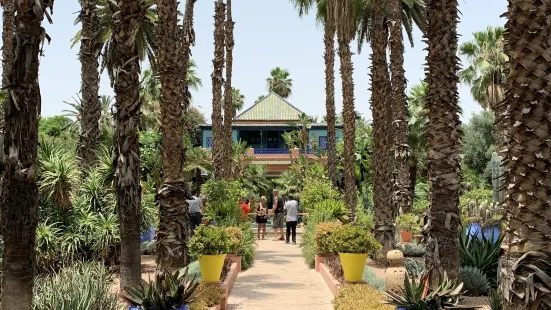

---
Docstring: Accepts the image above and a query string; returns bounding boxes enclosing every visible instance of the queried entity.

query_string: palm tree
[184,147,211,194]
[459,26,507,111]
[407,82,428,196]
[76,0,102,173]
[111,0,144,290]
[327,0,357,219]
[388,0,412,215]
[221,0,235,181]
[63,94,113,139]
[71,0,157,84]
[211,0,226,180]
[1,0,15,126]
[266,67,293,98]
[289,0,338,188]
[424,0,462,281]
[223,87,245,115]
[498,2,551,307]
[1,0,53,307]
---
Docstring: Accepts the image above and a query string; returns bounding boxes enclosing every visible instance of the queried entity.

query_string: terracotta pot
[413,234,422,244]
[400,231,413,243]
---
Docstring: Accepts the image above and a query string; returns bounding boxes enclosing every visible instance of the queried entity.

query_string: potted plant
[413,226,422,244]
[329,223,381,282]
[121,268,199,310]
[396,213,417,243]
[189,226,231,282]
[225,226,244,256]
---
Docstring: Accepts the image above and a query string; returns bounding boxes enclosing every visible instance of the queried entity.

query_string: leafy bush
[329,224,381,254]
[362,266,386,292]
[412,199,429,215]
[396,213,418,231]
[397,243,425,257]
[309,199,348,223]
[201,180,245,205]
[460,266,490,296]
[355,208,374,231]
[237,222,256,270]
[205,201,243,227]
[225,226,245,254]
[33,262,118,310]
[121,268,199,310]
[314,222,341,254]
[301,178,341,211]
[459,228,504,287]
[405,258,426,278]
[301,204,344,268]
[189,283,225,310]
[189,226,231,256]
[333,284,394,310]
[324,256,344,283]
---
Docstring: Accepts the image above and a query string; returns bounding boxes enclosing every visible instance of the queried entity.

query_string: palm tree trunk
[1,0,15,126]
[337,38,357,219]
[1,1,45,307]
[324,25,338,188]
[389,0,412,215]
[113,0,143,290]
[424,0,462,281]
[211,0,226,180]
[371,7,394,262]
[222,0,235,180]
[195,167,202,195]
[498,1,551,308]
[409,159,417,199]
[156,0,194,270]
[77,0,101,173]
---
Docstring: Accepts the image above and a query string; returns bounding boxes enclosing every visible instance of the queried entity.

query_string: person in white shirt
[186,189,204,236]
[284,195,299,245]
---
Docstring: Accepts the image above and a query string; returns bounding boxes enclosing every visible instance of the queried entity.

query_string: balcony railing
[254,148,289,154]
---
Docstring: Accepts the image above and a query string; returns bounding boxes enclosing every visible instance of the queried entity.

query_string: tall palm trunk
[389,0,411,214]
[498,1,551,308]
[77,0,101,172]
[156,0,195,270]
[211,0,226,180]
[113,0,143,290]
[371,7,394,261]
[1,0,15,126]
[1,0,51,307]
[424,0,462,281]
[324,25,338,188]
[222,0,235,180]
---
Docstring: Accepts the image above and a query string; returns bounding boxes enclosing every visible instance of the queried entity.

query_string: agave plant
[459,228,504,286]
[121,268,199,309]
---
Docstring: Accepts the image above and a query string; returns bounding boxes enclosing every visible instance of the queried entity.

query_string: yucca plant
[38,148,78,209]
[485,289,501,310]
[121,268,199,310]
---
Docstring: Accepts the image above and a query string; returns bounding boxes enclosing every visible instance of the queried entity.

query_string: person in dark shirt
[269,189,285,241]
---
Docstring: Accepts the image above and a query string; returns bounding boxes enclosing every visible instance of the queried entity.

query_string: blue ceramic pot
[466,223,500,244]
[129,306,189,310]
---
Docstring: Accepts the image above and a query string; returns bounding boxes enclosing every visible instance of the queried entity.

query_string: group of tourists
[186,188,300,244]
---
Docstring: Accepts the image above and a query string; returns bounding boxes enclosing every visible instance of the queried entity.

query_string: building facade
[200,92,343,176]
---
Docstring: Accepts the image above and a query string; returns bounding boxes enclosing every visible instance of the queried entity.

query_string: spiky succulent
[460,266,491,296]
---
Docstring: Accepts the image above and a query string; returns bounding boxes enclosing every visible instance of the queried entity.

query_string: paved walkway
[227,229,333,310]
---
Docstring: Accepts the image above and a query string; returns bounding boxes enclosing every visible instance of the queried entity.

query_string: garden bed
[210,260,240,310]
[315,254,336,272]
[318,261,343,296]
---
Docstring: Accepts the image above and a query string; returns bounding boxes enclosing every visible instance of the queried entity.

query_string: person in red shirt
[239,198,251,220]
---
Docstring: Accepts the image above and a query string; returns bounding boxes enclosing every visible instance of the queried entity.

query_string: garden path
[227,228,333,310]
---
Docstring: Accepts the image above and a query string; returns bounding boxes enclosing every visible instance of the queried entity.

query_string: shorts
[273,213,285,229]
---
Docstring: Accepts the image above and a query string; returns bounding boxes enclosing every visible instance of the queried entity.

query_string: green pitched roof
[235,92,304,121]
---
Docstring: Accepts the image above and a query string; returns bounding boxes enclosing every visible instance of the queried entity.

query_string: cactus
[405,258,426,278]
[460,266,491,296]
[491,152,505,204]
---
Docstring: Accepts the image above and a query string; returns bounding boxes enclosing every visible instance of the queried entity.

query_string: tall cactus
[491,152,505,204]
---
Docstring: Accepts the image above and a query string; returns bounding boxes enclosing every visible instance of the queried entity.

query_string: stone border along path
[227,228,334,310]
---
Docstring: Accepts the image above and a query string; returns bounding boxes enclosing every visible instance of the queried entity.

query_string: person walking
[284,194,299,245]
[186,189,204,236]
[255,196,268,239]
[270,189,285,241]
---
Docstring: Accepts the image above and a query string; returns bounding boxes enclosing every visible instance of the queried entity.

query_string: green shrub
[189,283,225,310]
[206,201,243,227]
[201,180,245,205]
[412,199,429,215]
[301,204,343,268]
[397,243,425,257]
[189,226,231,256]
[395,213,418,231]
[329,224,381,254]
[309,199,348,223]
[314,222,341,254]
[33,262,118,310]
[301,178,341,211]
[333,284,394,310]
[237,222,256,270]
[362,266,386,292]
[355,208,374,231]
[460,266,490,296]
[225,226,245,254]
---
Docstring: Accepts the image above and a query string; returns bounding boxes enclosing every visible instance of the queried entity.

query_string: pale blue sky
[4,0,506,121]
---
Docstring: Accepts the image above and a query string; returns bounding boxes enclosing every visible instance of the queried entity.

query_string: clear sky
[3,0,507,121]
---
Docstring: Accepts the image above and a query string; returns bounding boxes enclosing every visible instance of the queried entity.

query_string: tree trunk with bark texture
[498,1,551,308]
[77,0,101,173]
[338,39,357,218]
[156,0,194,270]
[424,0,462,281]
[1,0,15,126]
[222,0,234,180]
[389,0,412,215]
[324,25,338,188]
[371,5,394,262]
[0,0,50,307]
[211,1,225,180]
[113,0,143,290]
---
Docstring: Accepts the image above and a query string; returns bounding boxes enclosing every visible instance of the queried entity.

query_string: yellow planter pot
[339,253,368,283]
[198,254,227,282]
